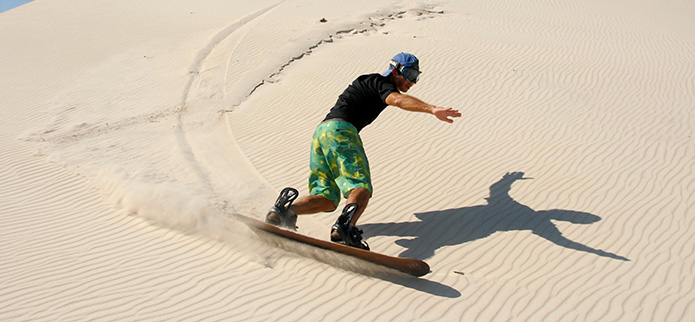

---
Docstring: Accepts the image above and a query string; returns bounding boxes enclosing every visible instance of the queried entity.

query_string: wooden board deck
[231,213,430,277]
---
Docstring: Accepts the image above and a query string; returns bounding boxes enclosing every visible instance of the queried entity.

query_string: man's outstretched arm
[385,92,461,123]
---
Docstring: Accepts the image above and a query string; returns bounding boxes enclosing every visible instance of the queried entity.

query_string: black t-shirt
[322,73,399,132]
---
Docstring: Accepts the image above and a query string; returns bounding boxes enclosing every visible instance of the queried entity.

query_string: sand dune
[2,0,694,320]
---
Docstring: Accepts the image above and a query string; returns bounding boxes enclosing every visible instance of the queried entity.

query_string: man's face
[394,67,418,92]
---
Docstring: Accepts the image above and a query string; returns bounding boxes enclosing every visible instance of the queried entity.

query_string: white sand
[2,0,694,320]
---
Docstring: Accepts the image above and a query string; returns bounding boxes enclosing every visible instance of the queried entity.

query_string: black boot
[330,204,369,250]
[266,187,298,230]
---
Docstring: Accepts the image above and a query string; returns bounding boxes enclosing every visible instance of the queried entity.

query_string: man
[266,52,461,250]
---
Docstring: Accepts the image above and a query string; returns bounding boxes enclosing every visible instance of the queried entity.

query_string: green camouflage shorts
[309,120,372,208]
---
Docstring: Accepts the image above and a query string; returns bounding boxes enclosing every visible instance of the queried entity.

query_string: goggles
[390,60,421,83]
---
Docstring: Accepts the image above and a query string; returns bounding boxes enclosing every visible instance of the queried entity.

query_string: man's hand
[432,107,461,123]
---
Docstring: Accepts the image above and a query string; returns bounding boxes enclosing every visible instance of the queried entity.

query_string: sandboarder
[266,52,461,250]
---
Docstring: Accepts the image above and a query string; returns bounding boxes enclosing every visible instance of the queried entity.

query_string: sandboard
[231,213,430,277]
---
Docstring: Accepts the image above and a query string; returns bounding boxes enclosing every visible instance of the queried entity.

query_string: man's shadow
[363,172,629,261]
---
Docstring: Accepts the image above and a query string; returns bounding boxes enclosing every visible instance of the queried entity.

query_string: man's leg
[329,188,371,250]
[346,187,370,224]
[291,194,336,215]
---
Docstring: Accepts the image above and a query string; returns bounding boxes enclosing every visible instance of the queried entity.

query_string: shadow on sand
[363,172,629,261]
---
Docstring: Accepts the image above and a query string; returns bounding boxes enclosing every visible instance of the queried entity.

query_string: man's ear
[390,68,402,80]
